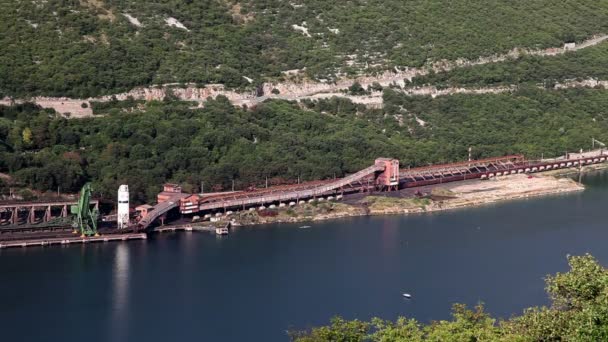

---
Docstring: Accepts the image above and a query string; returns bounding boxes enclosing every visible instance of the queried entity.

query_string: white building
[117,185,130,229]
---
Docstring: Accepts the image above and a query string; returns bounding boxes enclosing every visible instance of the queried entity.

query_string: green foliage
[504,254,608,341]
[348,82,368,96]
[4,1,608,97]
[409,42,608,88]
[90,96,143,114]
[369,83,383,92]
[21,127,33,145]
[292,254,608,341]
[380,87,608,163]
[0,97,408,203]
[363,196,423,211]
[18,189,35,201]
[0,178,8,197]
[3,86,608,203]
[289,317,370,342]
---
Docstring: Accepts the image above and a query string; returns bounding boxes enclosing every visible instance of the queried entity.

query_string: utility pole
[232,179,235,192]
[265,176,268,188]
[592,138,606,154]
[201,181,204,194]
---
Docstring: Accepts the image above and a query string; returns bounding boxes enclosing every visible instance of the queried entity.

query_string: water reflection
[3,171,608,342]
[110,244,130,342]
[380,218,399,256]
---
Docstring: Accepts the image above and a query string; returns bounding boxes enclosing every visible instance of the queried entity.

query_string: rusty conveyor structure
[138,160,395,230]
[198,163,385,211]
[400,155,525,187]
[137,150,608,230]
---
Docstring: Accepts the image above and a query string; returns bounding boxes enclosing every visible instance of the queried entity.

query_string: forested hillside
[409,40,608,88]
[3,0,608,97]
[1,97,407,202]
[2,87,608,203]
[4,1,608,203]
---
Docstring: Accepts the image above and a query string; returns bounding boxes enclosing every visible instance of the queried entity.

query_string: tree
[292,254,608,341]
[21,127,32,146]
[348,82,367,96]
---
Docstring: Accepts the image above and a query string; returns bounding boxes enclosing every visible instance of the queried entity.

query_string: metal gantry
[400,155,524,186]
[70,183,100,237]
[0,200,98,226]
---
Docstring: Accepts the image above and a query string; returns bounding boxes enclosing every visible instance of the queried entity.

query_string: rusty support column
[27,206,35,224]
[10,207,17,225]
[44,205,52,222]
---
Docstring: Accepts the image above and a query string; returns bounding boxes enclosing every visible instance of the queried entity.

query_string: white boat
[215,227,229,235]
[402,293,412,299]
[299,225,311,229]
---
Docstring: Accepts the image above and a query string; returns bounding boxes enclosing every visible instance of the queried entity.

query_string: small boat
[402,293,412,299]
[299,225,311,229]
[215,227,229,235]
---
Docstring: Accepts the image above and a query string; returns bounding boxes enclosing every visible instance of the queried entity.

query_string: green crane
[71,183,99,237]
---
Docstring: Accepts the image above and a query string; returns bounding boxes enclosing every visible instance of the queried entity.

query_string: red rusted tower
[374,158,400,191]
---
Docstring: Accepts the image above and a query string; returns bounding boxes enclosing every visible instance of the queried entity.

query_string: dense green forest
[1,87,608,203]
[292,254,608,341]
[409,41,608,88]
[0,97,409,202]
[3,0,608,97]
[381,87,608,159]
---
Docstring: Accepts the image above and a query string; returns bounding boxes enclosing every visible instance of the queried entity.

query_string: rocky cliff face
[4,34,608,117]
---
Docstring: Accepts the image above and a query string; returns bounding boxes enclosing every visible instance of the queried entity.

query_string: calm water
[2,172,608,341]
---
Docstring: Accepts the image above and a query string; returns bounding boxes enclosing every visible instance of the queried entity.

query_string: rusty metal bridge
[0,200,98,226]
[400,152,608,187]
[400,155,525,187]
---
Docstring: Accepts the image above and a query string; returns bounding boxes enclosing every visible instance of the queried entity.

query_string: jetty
[0,233,147,249]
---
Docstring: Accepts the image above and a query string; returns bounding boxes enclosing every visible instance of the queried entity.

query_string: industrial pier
[2,148,608,248]
[134,150,608,231]
[0,233,146,249]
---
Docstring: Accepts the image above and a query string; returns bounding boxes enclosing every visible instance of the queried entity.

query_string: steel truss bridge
[0,200,99,226]
[401,153,608,187]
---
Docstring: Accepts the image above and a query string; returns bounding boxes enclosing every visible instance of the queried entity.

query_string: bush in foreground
[291,254,608,341]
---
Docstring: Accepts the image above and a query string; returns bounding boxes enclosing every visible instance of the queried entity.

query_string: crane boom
[70,183,99,237]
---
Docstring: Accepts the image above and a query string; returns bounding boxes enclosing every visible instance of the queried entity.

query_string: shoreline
[225,172,588,229]
[2,167,601,247]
